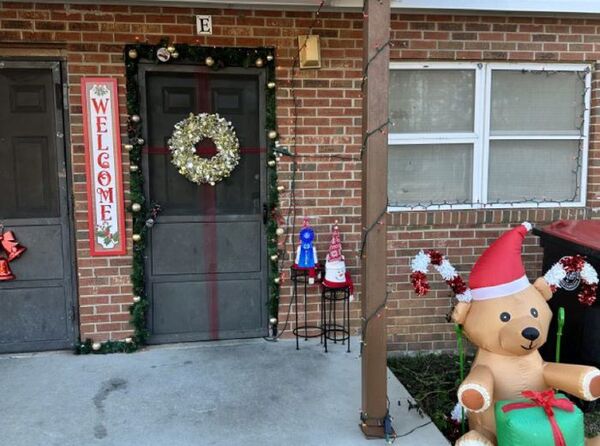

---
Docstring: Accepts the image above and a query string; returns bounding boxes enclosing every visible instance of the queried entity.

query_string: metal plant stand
[291,266,324,350]
[322,285,351,353]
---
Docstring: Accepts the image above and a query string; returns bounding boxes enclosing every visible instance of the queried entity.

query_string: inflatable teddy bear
[413,222,600,446]
[453,223,600,445]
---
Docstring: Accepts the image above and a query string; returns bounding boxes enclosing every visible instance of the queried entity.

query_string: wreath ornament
[168,113,240,186]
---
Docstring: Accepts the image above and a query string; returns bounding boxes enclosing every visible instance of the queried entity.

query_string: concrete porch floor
[0,338,449,446]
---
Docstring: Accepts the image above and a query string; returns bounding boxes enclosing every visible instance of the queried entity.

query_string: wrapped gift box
[495,392,584,446]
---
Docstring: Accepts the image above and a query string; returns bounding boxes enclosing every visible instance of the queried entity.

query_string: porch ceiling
[7,0,600,15]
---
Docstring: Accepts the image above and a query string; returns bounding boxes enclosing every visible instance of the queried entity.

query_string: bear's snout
[521,327,540,341]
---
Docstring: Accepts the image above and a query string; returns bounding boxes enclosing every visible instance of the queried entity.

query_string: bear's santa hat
[469,222,532,301]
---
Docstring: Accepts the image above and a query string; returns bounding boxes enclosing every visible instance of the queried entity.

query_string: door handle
[262,203,268,225]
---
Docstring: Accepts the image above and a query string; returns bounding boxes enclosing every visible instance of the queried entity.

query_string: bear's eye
[500,312,511,322]
[531,308,539,318]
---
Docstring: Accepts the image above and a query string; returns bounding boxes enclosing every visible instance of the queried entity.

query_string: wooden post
[360,0,390,439]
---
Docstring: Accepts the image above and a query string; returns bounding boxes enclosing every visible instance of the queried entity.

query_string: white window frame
[388,61,591,212]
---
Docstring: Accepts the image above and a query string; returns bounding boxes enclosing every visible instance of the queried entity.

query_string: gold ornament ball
[268,130,278,140]
[277,185,285,192]
[269,317,278,325]
[130,165,139,172]
[255,57,264,67]
[275,228,285,236]
[270,254,278,261]
[171,51,179,59]
[92,342,101,351]
[128,48,138,59]
[266,54,274,62]
[123,144,134,151]
[268,159,276,167]
[132,234,142,242]
[273,277,281,284]
[131,203,142,212]
[130,114,141,123]
[133,295,141,303]
[205,56,215,67]
[267,81,276,89]
[167,45,176,53]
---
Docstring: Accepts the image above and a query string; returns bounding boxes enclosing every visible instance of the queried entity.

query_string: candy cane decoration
[410,249,472,302]
[544,255,598,306]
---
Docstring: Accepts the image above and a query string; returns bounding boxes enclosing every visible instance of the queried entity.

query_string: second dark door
[0,61,76,353]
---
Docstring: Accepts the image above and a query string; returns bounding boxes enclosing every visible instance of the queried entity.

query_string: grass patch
[388,353,472,443]
[388,353,600,442]
[586,411,600,438]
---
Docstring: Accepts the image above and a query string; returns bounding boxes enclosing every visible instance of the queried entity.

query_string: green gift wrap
[495,391,584,446]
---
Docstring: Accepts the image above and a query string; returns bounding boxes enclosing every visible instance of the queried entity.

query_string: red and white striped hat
[469,222,532,301]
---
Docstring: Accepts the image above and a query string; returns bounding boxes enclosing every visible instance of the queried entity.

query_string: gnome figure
[294,218,318,283]
[323,222,354,298]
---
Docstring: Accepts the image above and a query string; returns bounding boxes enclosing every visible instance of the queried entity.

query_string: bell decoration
[267,81,276,89]
[127,48,138,60]
[0,258,15,281]
[268,130,278,140]
[205,56,215,67]
[268,159,276,167]
[266,54,274,62]
[255,57,264,68]
[0,230,27,262]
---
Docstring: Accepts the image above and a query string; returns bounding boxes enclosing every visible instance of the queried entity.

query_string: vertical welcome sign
[81,78,126,256]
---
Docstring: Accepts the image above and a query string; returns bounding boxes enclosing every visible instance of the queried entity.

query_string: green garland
[78,40,280,353]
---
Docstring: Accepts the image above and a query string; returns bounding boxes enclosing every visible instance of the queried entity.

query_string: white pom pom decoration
[411,250,430,274]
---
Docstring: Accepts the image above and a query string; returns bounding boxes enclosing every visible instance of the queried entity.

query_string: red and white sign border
[81,77,127,257]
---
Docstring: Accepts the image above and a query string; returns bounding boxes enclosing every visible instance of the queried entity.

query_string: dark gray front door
[140,64,268,343]
[0,61,76,353]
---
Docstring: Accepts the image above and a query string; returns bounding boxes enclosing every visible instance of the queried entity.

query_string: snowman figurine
[323,221,354,299]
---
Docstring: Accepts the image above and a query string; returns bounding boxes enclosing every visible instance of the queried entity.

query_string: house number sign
[81,78,127,256]
[196,15,213,35]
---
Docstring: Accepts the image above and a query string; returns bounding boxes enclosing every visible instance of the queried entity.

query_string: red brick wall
[0,2,598,350]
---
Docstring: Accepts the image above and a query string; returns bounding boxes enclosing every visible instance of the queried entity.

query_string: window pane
[389,70,475,133]
[491,71,584,134]
[388,144,473,206]
[488,140,580,203]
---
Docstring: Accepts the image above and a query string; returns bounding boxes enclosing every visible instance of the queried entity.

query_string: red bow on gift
[502,389,575,446]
